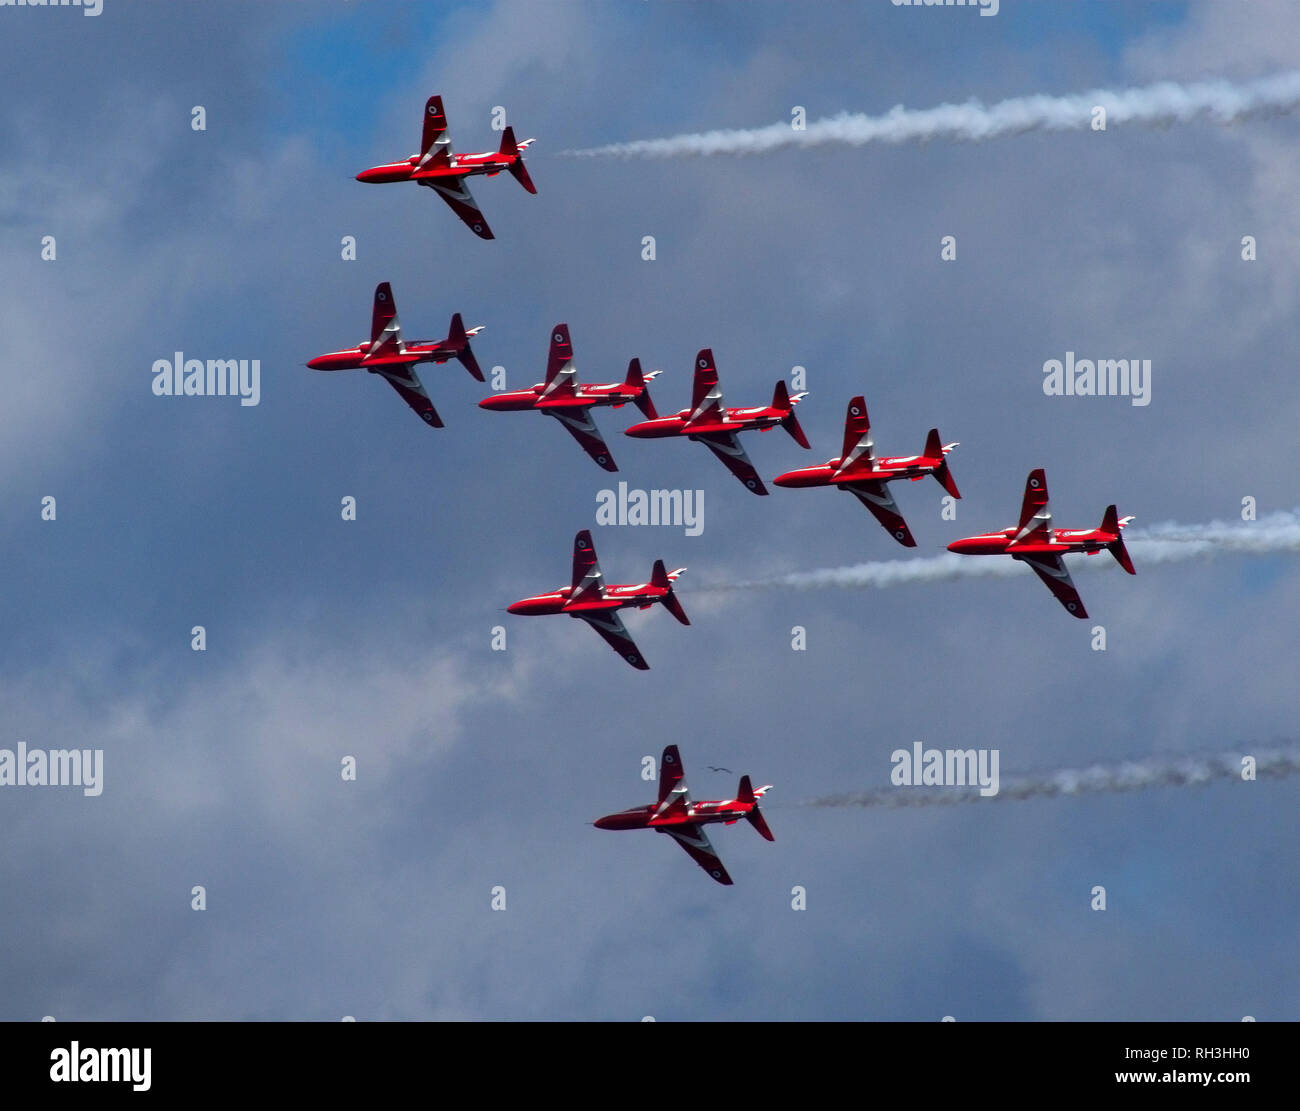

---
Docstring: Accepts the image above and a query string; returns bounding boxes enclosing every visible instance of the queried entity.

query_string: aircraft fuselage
[307,340,460,373]
[507,583,671,617]
[947,527,1119,557]
[594,799,756,831]
[625,406,785,439]
[480,382,643,413]
[355,151,512,185]
[774,453,941,488]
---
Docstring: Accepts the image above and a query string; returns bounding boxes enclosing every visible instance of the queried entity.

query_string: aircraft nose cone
[306,357,324,370]
[947,539,971,554]
[624,422,651,438]
[506,600,525,614]
[772,471,797,488]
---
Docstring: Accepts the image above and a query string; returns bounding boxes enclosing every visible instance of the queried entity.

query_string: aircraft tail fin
[739,778,775,841]
[652,559,690,625]
[626,358,660,419]
[773,380,810,448]
[746,807,774,841]
[447,312,484,381]
[926,429,961,497]
[1102,505,1137,574]
[502,127,537,193]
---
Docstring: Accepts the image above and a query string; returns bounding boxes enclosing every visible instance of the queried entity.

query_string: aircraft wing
[541,324,577,397]
[576,609,649,670]
[545,407,618,472]
[1018,553,1088,618]
[844,480,916,547]
[417,94,451,167]
[570,530,605,601]
[837,395,876,471]
[376,365,443,428]
[658,824,734,885]
[686,349,725,424]
[417,175,494,240]
[657,744,689,811]
[368,282,404,357]
[697,431,767,495]
[1012,468,1052,543]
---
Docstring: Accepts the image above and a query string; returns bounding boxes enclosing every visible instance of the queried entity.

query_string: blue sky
[0,0,1296,1021]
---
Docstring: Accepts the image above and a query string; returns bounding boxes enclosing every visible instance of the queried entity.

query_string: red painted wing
[418,176,494,240]
[576,610,649,670]
[658,745,687,805]
[546,407,618,471]
[697,432,767,495]
[543,324,575,390]
[570,530,604,601]
[658,824,733,885]
[845,480,916,547]
[369,282,402,355]
[376,365,443,427]
[1013,468,1052,542]
[687,349,724,423]
[1018,553,1089,618]
[420,95,449,159]
[838,395,876,471]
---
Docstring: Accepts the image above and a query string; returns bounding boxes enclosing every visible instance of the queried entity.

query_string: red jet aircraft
[594,744,773,886]
[355,94,535,240]
[623,349,809,494]
[773,395,959,547]
[478,323,660,472]
[947,468,1135,618]
[507,530,688,670]
[307,282,484,427]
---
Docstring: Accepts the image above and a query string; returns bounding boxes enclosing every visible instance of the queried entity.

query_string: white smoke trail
[562,72,1300,159]
[716,510,1300,592]
[796,745,1300,810]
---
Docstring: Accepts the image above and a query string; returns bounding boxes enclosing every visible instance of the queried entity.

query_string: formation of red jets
[309,93,1137,884]
[508,530,688,671]
[355,94,535,239]
[479,323,660,472]
[306,282,484,427]
[595,745,773,885]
